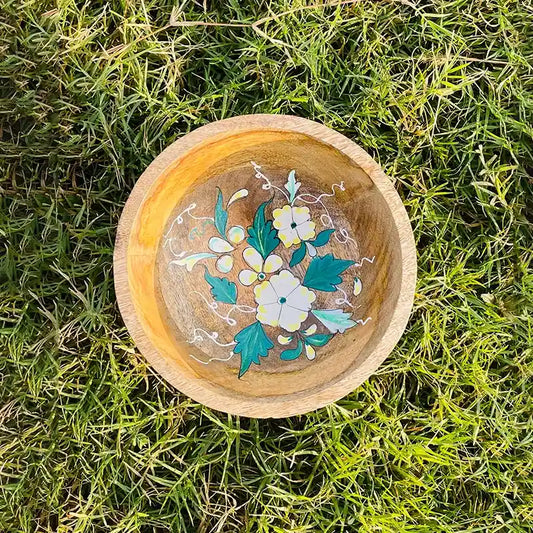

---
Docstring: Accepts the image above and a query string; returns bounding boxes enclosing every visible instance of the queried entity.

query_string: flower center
[290,222,297,229]
[279,297,287,304]
[257,272,266,281]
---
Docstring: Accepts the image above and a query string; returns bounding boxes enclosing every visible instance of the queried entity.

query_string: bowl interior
[127,129,403,401]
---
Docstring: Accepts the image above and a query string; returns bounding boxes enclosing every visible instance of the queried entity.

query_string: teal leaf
[246,199,280,259]
[311,309,357,334]
[170,253,216,271]
[214,188,228,237]
[302,254,354,292]
[284,170,301,203]
[234,321,274,377]
[280,340,303,361]
[204,268,237,304]
[289,242,306,267]
[309,229,334,247]
[304,333,333,347]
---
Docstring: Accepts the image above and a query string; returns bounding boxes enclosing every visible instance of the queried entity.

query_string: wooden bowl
[114,115,416,418]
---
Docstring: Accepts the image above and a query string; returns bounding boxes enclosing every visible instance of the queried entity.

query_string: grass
[1,0,532,531]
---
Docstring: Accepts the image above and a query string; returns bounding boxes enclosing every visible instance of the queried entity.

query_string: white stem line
[336,228,357,245]
[187,330,236,365]
[189,352,235,365]
[295,181,345,204]
[251,161,290,201]
[187,328,237,347]
[192,291,238,326]
[298,195,333,226]
[296,184,356,245]
[191,293,256,326]
[355,317,372,326]
[335,287,353,308]
[353,256,375,268]
[164,239,190,259]
[164,203,214,239]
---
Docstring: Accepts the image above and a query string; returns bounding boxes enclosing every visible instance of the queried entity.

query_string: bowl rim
[114,114,417,418]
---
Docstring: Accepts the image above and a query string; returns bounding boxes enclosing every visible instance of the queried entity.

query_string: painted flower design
[238,247,282,286]
[207,225,245,273]
[254,270,316,332]
[273,205,316,248]
[171,167,368,378]
[278,324,318,360]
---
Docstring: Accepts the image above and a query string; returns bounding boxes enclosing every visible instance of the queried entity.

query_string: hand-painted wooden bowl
[114,115,416,418]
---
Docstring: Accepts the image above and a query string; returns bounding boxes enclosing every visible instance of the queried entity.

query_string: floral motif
[254,270,316,332]
[277,324,331,361]
[238,247,283,286]
[168,165,373,377]
[208,225,245,273]
[273,205,316,247]
[279,324,319,360]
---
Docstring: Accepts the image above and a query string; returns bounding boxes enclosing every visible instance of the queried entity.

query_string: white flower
[254,270,316,332]
[238,247,282,286]
[272,205,316,248]
[207,225,245,273]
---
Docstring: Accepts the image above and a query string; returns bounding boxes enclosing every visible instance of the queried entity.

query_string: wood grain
[114,115,417,418]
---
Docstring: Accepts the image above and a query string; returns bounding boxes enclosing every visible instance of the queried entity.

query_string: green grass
[1,0,532,531]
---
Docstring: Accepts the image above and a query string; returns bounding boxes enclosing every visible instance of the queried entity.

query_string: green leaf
[284,170,301,203]
[302,254,354,292]
[304,333,333,347]
[280,340,303,361]
[214,188,228,237]
[309,229,334,247]
[289,242,306,267]
[204,268,237,304]
[234,321,274,377]
[311,309,356,334]
[246,199,280,259]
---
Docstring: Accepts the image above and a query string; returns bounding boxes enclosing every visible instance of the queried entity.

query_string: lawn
[1,0,532,531]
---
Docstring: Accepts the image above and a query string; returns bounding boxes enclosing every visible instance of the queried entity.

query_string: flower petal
[278,227,300,248]
[278,305,308,332]
[216,255,233,273]
[272,205,293,230]
[228,225,245,244]
[254,280,278,305]
[263,254,283,273]
[305,344,316,360]
[353,277,363,296]
[243,247,264,272]
[238,269,258,286]
[227,188,248,206]
[296,220,316,242]
[278,334,293,345]
[285,285,316,311]
[302,324,317,336]
[292,206,311,224]
[305,242,317,257]
[269,270,300,298]
[208,236,234,253]
[256,302,281,327]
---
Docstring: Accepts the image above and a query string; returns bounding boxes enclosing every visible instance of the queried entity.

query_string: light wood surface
[114,115,416,418]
